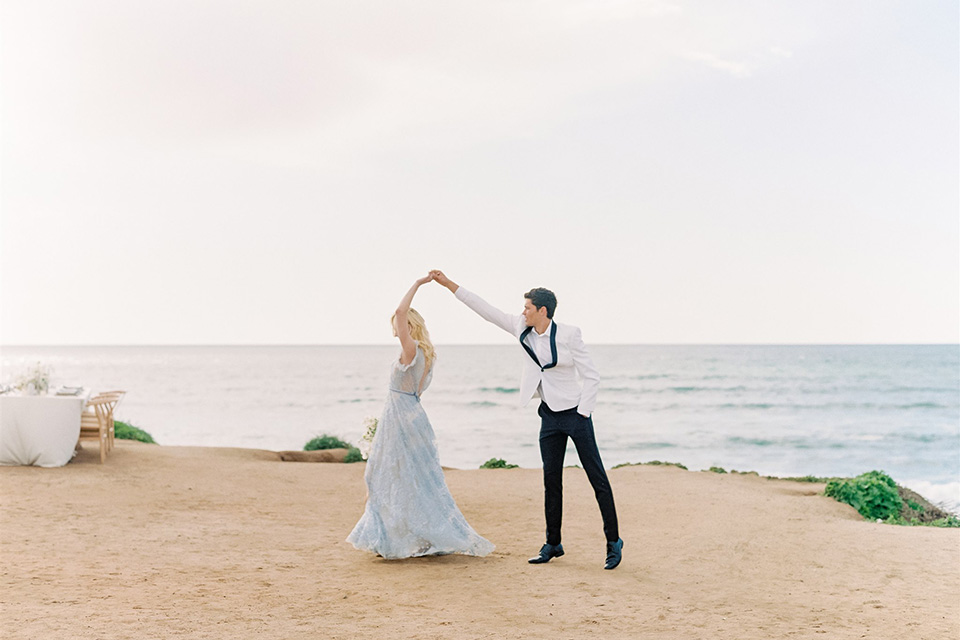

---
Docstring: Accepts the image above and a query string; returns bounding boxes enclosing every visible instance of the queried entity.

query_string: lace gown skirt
[346,351,494,559]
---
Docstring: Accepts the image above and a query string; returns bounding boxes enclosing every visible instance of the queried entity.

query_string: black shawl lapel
[520,322,558,372]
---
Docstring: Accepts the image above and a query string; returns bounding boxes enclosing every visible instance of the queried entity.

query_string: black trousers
[538,402,619,545]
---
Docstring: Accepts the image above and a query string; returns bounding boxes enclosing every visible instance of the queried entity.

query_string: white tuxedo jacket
[455,287,600,417]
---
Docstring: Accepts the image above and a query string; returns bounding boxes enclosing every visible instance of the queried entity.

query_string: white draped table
[0,391,91,467]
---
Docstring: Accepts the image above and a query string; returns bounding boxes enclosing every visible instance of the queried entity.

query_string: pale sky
[2,1,957,345]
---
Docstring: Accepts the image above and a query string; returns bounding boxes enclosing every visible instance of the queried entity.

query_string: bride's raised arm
[395,273,433,365]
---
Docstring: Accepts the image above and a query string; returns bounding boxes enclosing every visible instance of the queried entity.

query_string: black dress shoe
[528,543,564,564]
[604,538,623,570]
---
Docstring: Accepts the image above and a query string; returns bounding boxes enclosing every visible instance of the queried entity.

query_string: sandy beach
[1,441,957,640]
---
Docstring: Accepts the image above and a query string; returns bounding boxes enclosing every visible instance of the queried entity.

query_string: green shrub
[304,434,351,451]
[709,466,727,474]
[113,420,156,444]
[343,447,364,463]
[824,471,903,520]
[480,458,518,469]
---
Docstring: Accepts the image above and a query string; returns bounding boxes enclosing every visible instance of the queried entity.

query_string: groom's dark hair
[525,288,557,319]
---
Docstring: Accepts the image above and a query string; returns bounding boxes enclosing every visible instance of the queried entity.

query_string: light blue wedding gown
[346,347,495,559]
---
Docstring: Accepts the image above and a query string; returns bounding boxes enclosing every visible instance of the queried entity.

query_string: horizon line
[3,342,959,348]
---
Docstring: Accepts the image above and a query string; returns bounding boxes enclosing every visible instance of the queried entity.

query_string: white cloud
[682,50,754,78]
[554,0,682,26]
[682,45,796,79]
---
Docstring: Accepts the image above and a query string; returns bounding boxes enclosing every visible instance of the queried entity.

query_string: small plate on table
[56,386,84,396]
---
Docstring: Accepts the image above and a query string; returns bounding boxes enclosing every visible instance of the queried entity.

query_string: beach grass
[612,460,689,470]
[766,474,838,483]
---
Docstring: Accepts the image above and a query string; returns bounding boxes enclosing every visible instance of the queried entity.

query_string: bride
[346,273,495,559]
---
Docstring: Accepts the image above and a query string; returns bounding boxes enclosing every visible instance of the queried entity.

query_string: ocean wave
[900,479,960,515]
[723,432,956,448]
[896,402,949,409]
[718,403,775,410]
[479,386,519,394]
[728,436,778,447]
[698,401,957,411]
[625,441,677,449]
[468,401,499,407]
[648,403,684,411]
[725,436,823,448]
[650,385,751,394]
[897,432,957,443]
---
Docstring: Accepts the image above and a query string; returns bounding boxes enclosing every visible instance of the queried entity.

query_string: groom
[431,271,623,570]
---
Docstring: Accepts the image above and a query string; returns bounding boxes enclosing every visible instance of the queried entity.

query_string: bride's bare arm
[395,273,433,365]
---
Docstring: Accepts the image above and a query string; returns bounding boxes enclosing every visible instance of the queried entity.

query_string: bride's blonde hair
[392,308,436,368]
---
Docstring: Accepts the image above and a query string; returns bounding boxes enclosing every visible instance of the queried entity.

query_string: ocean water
[2,344,958,512]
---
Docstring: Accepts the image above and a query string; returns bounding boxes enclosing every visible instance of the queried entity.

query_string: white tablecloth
[0,391,91,467]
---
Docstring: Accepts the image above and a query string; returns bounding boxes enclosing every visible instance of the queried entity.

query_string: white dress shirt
[526,321,553,400]
[455,287,600,416]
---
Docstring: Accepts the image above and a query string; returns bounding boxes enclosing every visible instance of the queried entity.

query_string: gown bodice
[389,346,433,398]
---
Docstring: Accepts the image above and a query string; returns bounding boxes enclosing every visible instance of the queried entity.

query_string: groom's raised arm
[431,270,523,337]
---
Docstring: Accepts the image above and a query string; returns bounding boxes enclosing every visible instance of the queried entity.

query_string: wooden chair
[95,390,126,451]
[78,395,114,464]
